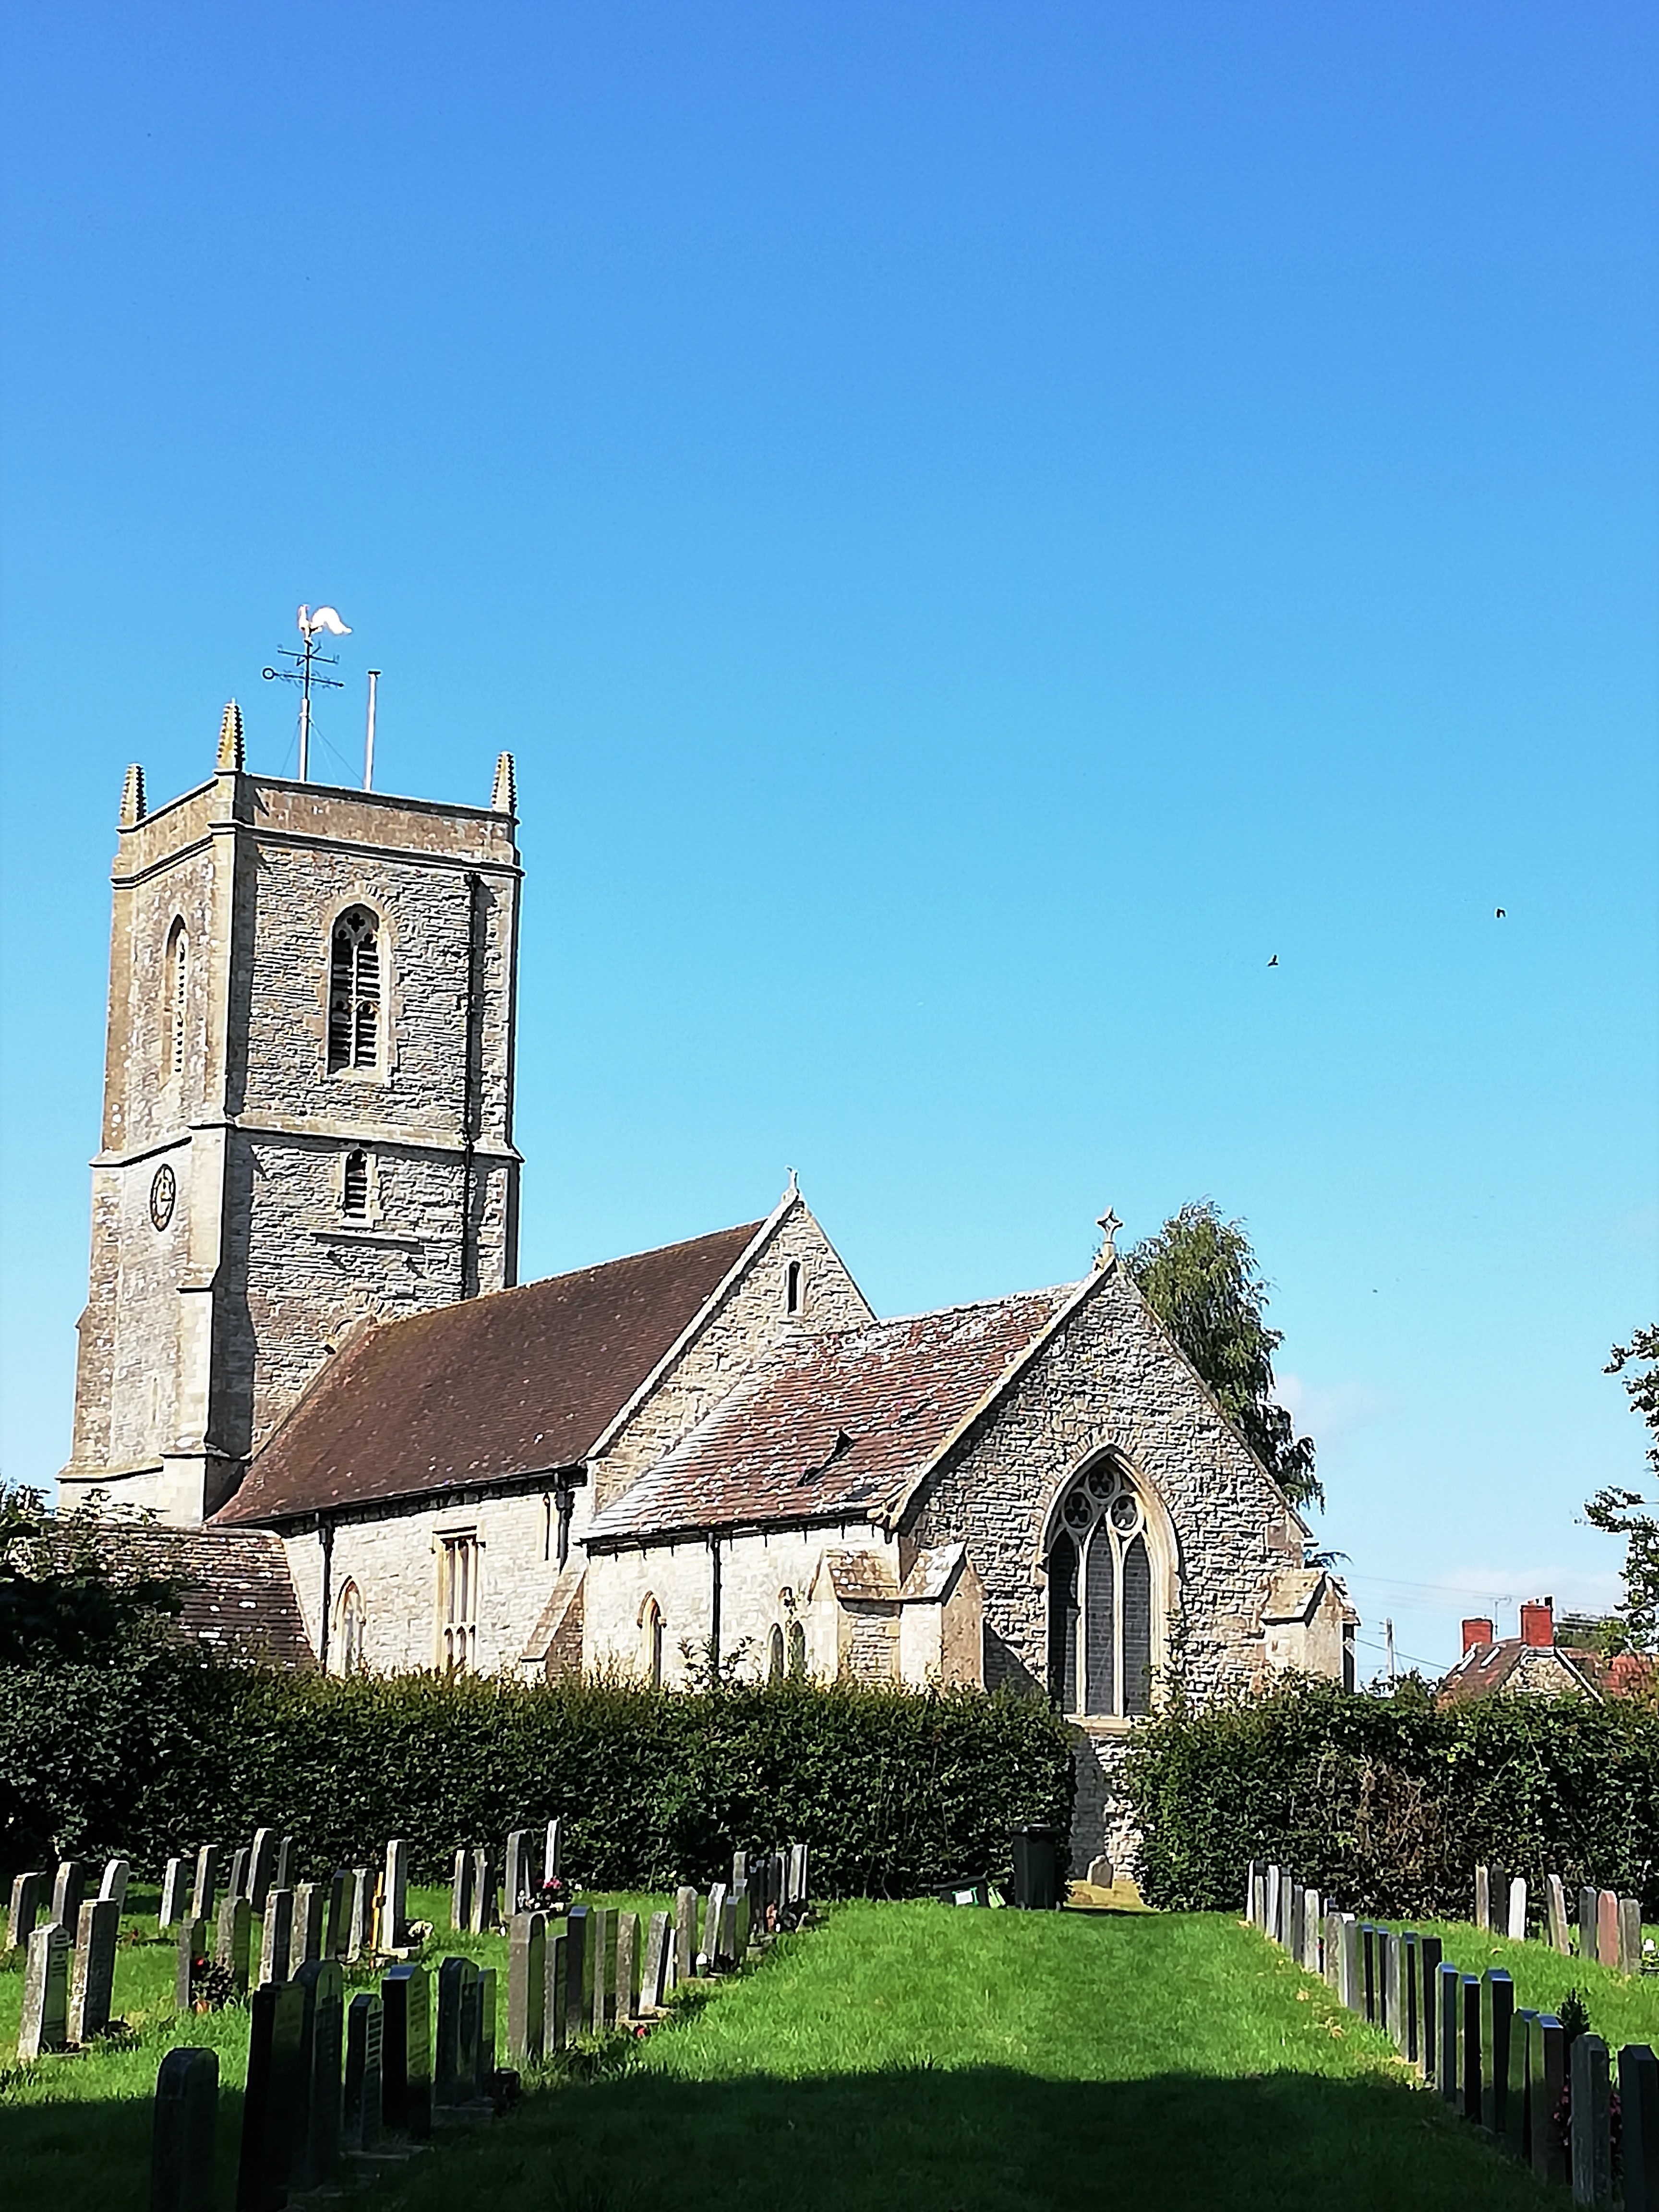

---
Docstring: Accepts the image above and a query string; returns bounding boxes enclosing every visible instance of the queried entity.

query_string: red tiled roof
[216,1220,767,1525]
[586,1287,1078,1545]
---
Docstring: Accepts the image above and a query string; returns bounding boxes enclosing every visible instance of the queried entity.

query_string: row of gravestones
[1472,1863,1651,1975]
[7,1855,133,2057]
[153,1949,499,2212]
[451,1818,565,1933]
[1247,1860,1659,2210]
[501,1842,812,2065]
[159,1833,419,1958]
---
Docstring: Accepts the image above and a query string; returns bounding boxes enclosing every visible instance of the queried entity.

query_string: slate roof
[585,1286,1079,1545]
[89,1527,314,1667]
[216,1220,767,1525]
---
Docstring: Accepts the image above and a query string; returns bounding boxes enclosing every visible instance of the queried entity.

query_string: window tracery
[328,907,381,1073]
[1046,1461,1157,1719]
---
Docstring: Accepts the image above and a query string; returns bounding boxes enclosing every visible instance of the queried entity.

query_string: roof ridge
[818,1283,1080,1334]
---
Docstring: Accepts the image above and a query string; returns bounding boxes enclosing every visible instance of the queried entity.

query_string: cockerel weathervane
[264,603,352,781]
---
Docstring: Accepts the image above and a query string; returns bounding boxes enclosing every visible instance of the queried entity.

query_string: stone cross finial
[492,751,517,816]
[120,763,146,827]
[216,699,245,773]
[1095,1209,1121,1265]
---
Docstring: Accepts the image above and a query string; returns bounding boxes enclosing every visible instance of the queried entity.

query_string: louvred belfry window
[328,908,380,1072]
[164,920,188,1078]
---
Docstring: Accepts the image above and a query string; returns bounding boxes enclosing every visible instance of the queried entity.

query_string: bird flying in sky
[297,605,351,638]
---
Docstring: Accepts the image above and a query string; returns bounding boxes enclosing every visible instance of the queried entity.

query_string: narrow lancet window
[163,920,188,1078]
[342,1150,369,1219]
[328,908,381,1072]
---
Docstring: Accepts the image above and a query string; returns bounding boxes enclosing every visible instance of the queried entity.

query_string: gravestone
[468,1847,492,1934]
[293,1957,345,2189]
[1621,1898,1644,1975]
[542,1817,562,1882]
[1244,1860,1258,1921]
[565,1906,591,2040]
[260,1889,295,1987]
[292,1882,325,1967]
[1579,1885,1599,1959]
[1570,2032,1612,2205]
[52,1859,88,1932]
[451,1848,473,1931]
[1622,2044,1659,2212]
[642,1911,671,2010]
[7,1869,45,1952]
[381,1963,432,2140]
[701,1884,728,1974]
[507,1912,547,2063]
[226,1849,250,1907]
[189,1847,219,1926]
[1288,1883,1305,1965]
[99,1856,132,1911]
[152,2045,218,2212]
[1088,1854,1114,1889]
[343,1992,383,2155]
[1507,1876,1527,1942]
[324,1871,349,1959]
[1250,1873,1266,1931]
[544,1925,568,2051]
[732,1849,748,1891]
[18,1921,70,2058]
[1530,2013,1567,2185]
[1339,1915,1360,2012]
[1488,1866,1509,1936]
[1546,1874,1570,1954]
[1436,1963,1462,2105]
[1461,1975,1482,2122]
[176,1916,208,2011]
[1363,1926,1381,2028]
[615,1911,639,2022]
[383,1841,410,1950]
[1264,1865,1282,1945]
[1399,1932,1420,2064]
[158,1858,188,1932]
[673,1886,697,1985]
[1479,1969,1514,2134]
[1322,1909,1342,1993]
[475,1964,496,2099]
[1380,1930,1401,2046]
[346,1868,371,1960]
[274,1839,293,1893]
[69,1895,120,2043]
[1419,1935,1444,2084]
[1597,1889,1621,1968]
[217,1895,253,1994]
[1505,2009,1536,2162]
[248,1830,278,1913]
[504,1830,529,1918]
[589,1906,614,2031]
[436,1955,481,2110]
[235,1978,305,2212]
[733,1883,752,1958]
[1475,1865,1490,1931]
[1302,1888,1322,1975]
[789,1841,809,1911]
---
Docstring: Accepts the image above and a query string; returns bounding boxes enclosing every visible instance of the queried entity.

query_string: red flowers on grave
[525,1875,569,1918]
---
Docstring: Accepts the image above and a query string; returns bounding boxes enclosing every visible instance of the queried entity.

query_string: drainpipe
[317,1516,335,1673]
[709,1528,723,1689]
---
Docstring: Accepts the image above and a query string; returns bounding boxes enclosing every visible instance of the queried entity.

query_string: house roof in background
[215,1219,768,1525]
[585,1286,1078,1545]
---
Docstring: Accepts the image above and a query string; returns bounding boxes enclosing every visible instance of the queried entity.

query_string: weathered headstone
[1340,1915,1360,2012]
[6,1869,45,1952]
[293,1882,325,1967]
[615,1911,639,2023]
[1461,1974,1483,2122]
[1547,1874,1571,1954]
[18,1921,70,2058]
[1506,1876,1527,1942]
[176,1916,208,2011]
[789,1840,809,1910]
[99,1856,132,1911]
[1579,1885,1599,1959]
[673,1885,697,1985]
[468,1847,493,1934]
[1380,1930,1401,2046]
[642,1911,671,2011]
[1488,1866,1509,1936]
[157,1858,188,1932]
[451,1848,473,1932]
[504,1829,529,1918]
[69,1895,120,2043]
[381,1962,432,2140]
[732,1848,748,1891]
[1621,1897,1644,1975]
[1364,1926,1382,2028]
[589,1906,614,2031]
[260,1889,295,1987]
[293,1957,345,2189]
[1505,2009,1536,2162]
[346,1868,371,1960]
[273,1839,293,1895]
[1088,1854,1114,1889]
[152,2045,218,2212]
[565,1905,591,2040]
[189,1847,220,1926]
[1288,1882,1305,1965]
[475,1964,496,2099]
[1475,1864,1490,1930]
[1530,2013,1568,2185]
[248,1830,278,1913]
[1437,1963,1462,2105]
[235,1978,305,2212]
[1322,1908,1342,1993]
[343,1992,383,2155]
[701,1883,728,1974]
[1418,1934,1444,2084]
[383,1840,410,1951]
[507,1911,546,2063]
[217,1894,253,1994]
[1479,1969,1514,2134]
[1250,1872,1266,1930]
[1597,1889,1620,1969]
[1570,2032,1612,2205]
[1303,1888,1322,1974]
[734,1882,753,1958]
[436,1955,481,2110]
[544,1924,568,2051]
[226,1849,250,1907]
[1399,1932,1420,2064]
[1264,1865,1282,1945]
[1622,2043,1659,2212]
[542,1817,561,1883]
[1243,1859,1258,1921]
[324,1870,349,1959]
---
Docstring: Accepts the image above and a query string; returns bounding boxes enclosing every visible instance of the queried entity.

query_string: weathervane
[264,604,350,781]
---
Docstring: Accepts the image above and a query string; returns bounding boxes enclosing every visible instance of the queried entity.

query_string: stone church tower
[59,707,522,1526]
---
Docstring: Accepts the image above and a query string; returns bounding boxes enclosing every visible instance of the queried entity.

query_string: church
[57,713,1356,1864]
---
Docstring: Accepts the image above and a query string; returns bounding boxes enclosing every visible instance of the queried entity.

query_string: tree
[0,1485,187,1666]
[1583,1326,1659,1654]
[1126,1200,1322,1513]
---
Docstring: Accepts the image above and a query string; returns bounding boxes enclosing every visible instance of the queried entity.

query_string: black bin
[1010,1825,1060,1911]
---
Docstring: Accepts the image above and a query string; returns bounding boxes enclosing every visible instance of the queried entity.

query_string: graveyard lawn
[375,1904,1582,2212]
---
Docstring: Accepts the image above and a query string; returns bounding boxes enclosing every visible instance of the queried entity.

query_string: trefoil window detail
[328,907,381,1073]
[1046,1463,1156,1719]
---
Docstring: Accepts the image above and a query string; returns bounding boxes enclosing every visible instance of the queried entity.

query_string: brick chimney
[1520,1598,1554,1649]
[1462,1617,1495,1653]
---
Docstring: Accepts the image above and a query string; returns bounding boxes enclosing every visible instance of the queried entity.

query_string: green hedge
[1122,1675,1659,1917]
[0,1653,1074,1895]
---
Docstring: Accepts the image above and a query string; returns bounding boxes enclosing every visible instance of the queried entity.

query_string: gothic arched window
[1046,1462,1158,1719]
[328,908,381,1073]
[787,1620,807,1678]
[337,1581,365,1676]
[163,920,188,1079]
[768,1623,785,1682]
[640,1594,664,1689]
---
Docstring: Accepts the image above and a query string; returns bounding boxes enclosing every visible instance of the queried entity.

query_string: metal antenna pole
[364,670,380,791]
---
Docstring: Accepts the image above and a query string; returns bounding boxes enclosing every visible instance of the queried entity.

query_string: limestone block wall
[582,1199,874,1523]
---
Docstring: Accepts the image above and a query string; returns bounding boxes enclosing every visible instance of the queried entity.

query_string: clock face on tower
[149,1163,177,1231]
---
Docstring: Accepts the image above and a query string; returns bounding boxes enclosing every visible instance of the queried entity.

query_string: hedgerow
[1122,1674,1659,1917]
[0,1652,1074,1895]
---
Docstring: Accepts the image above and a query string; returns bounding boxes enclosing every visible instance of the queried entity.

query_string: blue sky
[1,1,1654,1675]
